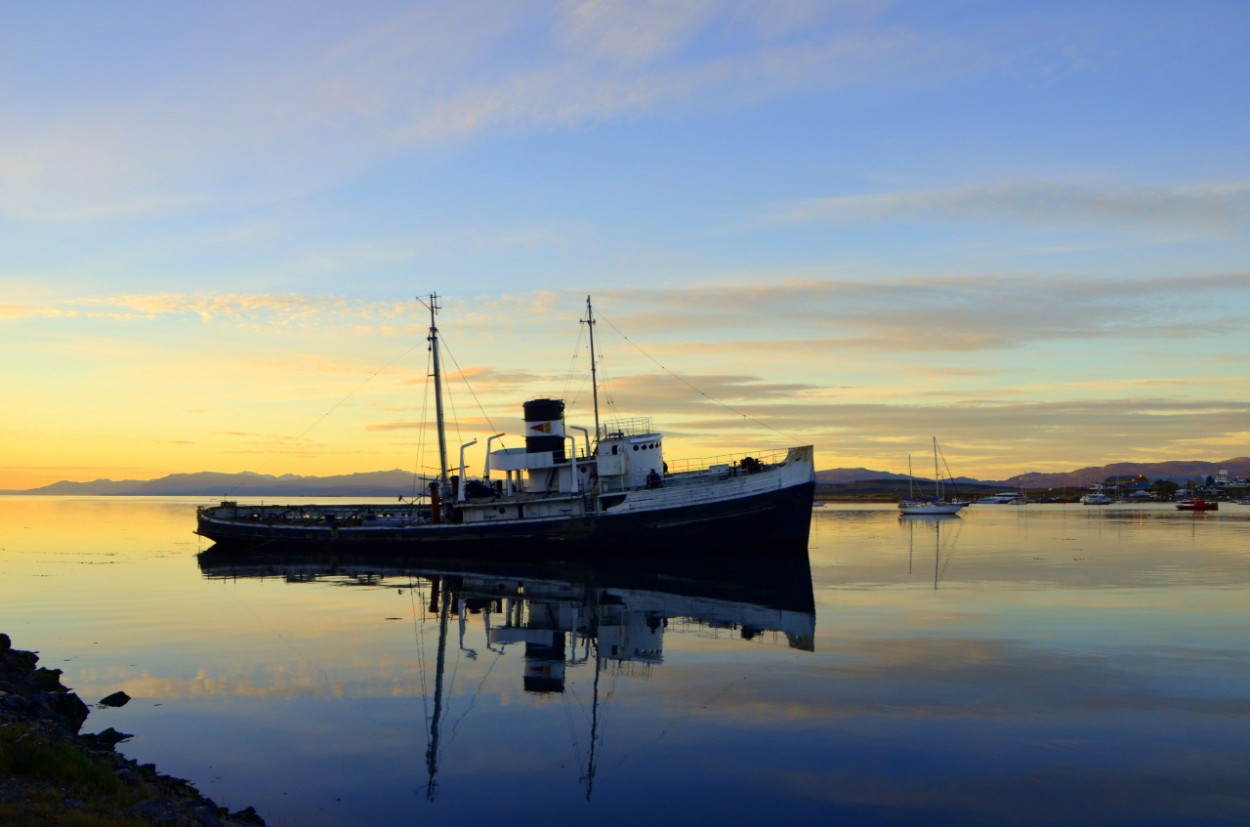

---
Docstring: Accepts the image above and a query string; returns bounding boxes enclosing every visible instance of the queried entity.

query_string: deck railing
[664,447,792,475]
[600,416,655,439]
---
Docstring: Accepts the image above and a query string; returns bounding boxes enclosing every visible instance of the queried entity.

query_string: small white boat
[899,500,967,516]
[1080,492,1114,505]
[976,492,1028,505]
[899,438,968,516]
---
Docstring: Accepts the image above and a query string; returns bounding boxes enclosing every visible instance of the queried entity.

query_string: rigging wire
[206,337,425,500]
[604,657,772,770]
[937,519,962,585]
[561,323,591,411]
[596,312,798,444]
[442,633,507,756]
[587,321,618,424]
[290,341,424,444]
[936,440,964,500]
[409,346,434,501]
[438,333,502,448]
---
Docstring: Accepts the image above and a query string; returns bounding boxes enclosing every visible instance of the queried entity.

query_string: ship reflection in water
[196,547,815,800]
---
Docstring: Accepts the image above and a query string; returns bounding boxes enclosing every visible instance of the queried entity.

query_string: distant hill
[3,470,425,497]
[4,457,1246,496]
[1003,457,1250,489]
[817,457,1250,490]
[814,468,910,484]
[814,468,985,487]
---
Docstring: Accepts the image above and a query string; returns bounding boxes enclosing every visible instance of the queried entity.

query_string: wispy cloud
[8,272,1247,358]
[772,180,1250,236]
[0,302,78,321]
[0,2,927,222]
[554,0,720,65]
[588,272,1250,351]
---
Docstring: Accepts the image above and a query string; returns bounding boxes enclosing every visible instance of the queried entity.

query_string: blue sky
[2,1,1248,488]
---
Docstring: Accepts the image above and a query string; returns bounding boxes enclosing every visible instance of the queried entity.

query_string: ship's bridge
[596,417,664,492]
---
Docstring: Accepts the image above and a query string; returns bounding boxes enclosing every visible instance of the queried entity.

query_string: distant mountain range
[1000,458,1250,489]
[814,457,1250,489]
[1,470,425,497]
[3,458,1246,497]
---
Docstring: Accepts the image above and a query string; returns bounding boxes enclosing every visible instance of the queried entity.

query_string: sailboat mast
[584,296,601,444]
[932,436,940,500]
[423,294,450,493]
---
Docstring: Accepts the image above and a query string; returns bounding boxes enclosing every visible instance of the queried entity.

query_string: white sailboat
[899,437,968,516]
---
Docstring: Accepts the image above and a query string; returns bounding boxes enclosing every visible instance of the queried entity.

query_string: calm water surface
[2,497,1249,825]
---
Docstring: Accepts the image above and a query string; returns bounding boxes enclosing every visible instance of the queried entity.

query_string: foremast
[420,294,450,495]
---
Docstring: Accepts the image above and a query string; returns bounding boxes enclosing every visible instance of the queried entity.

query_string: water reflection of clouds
[78,662,430,703]
[810,506,1250,591]
[9,499,1250,823]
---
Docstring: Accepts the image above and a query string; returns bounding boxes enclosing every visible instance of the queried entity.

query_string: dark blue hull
[197,481,815,556]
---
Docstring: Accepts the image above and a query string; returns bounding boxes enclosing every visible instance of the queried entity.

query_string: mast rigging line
[409,347,434,501]
[936,439,964,499]
[594,312,800,445]
[289,341,424,445]
[435,333,503,449]
[560,321,597,427]
[208,336,424,499]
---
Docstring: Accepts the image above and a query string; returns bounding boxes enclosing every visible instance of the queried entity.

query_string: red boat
[1176,498,1219,511]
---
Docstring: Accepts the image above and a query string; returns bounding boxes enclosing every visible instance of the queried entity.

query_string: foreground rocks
[0,632,265,826]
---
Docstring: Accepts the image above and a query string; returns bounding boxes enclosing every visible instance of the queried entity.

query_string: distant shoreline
[3,456,1247,498]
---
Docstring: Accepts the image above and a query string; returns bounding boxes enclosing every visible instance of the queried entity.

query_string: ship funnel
[523,398,566,461]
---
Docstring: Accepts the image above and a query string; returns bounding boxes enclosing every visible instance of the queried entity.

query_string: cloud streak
[773,180,1250,235]
[8,272,1248,358]
[0,1,928,222]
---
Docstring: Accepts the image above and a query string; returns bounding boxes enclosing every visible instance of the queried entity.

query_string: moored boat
[1080,491,1114,505]
[898,437,968,516]
[196,295,817,555]
[1176,498,1218,511]
[899,500,967,516]
[976,492,1027,505]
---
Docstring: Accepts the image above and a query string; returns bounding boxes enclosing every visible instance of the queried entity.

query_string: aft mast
[420,294,450,494]
[582,296,602,444]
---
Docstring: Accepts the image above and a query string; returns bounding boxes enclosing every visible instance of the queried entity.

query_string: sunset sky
[3,1,1248,490]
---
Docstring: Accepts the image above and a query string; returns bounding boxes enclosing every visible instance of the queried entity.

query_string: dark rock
[28,692,60,720]
[33,665,65,690]
[6,647,38,670]
[85,726,134,747]
[130,799,189,824]
[39,689,91,730]
[99,689,131,707]
[0,631,10,652]
[235,806,267,825]
[193,803,228,826]
[0,692,30,713]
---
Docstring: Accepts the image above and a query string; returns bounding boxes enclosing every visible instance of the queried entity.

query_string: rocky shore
[0,632,265,826]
